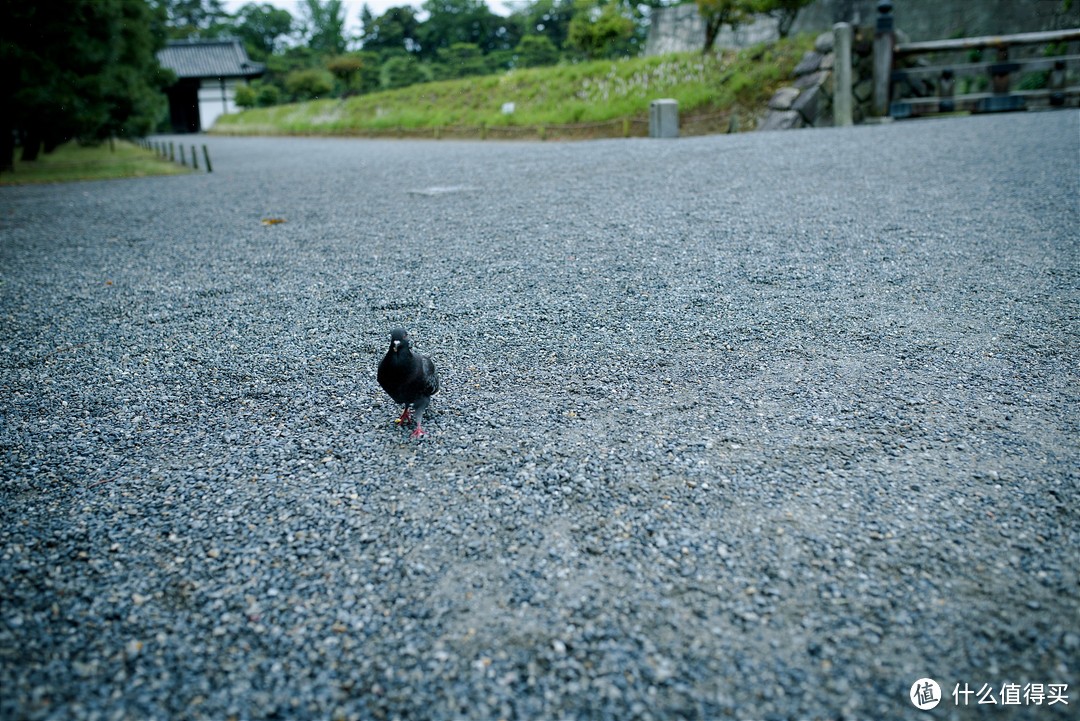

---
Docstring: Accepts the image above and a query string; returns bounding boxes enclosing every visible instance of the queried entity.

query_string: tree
[758,0,813,38]
[381,54,426,89]
[435,43,489,78]
[360,5,422,58]
[696,0,754,53]
[514,34,559,67]
[513,0,575,52]
[1,0,172,169]
[326,53,371,94]
[284,67,335,99]
[151,0,227,38]
[300,0,347,55]
[98,0,173,139]
[234,3,294,59]
[255,83,281,106]
[419,0,504,58]
[566,0,634,59]
[234,83,257,107]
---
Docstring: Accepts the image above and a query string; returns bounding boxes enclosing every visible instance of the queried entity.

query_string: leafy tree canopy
[1,0,172,168]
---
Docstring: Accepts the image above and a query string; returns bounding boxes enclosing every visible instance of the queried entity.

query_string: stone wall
[646,0,1080,55]
[758,26,876,130]
[645,5,778,56]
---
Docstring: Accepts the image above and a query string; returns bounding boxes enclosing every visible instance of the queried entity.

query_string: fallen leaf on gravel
[261,218,286,225]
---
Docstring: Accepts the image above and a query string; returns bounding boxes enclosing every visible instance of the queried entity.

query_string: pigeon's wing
[420,355,439,397]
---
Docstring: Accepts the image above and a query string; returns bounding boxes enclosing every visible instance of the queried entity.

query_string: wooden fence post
[939,68,955,112]
[1049,59,1066,105]
[872,0,895,117]
[179,145,186,166]
[191,145,198,170]
[202,145,212,173]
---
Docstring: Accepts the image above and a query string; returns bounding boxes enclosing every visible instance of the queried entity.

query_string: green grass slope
[0,141,191,185]
[213,38,813,140]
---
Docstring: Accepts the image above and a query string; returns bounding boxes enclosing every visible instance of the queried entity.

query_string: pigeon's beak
[392,340,401,352]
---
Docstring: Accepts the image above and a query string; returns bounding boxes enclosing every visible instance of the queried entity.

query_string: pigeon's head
[388,327,411,353]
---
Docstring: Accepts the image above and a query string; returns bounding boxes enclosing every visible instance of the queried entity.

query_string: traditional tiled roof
[157,38,265,80]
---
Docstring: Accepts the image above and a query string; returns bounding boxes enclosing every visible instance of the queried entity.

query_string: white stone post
[833,22,853,126]
[649,99,679,138]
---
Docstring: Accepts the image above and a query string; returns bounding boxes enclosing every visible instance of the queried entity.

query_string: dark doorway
[167,79,201,133]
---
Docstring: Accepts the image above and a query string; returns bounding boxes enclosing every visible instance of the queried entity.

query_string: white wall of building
[197,78,245,130]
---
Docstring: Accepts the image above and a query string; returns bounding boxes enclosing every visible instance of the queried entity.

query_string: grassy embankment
[0,140,190,185]
[214,37,813,140]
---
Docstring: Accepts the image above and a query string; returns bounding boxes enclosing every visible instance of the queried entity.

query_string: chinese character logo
[911,678,942,710]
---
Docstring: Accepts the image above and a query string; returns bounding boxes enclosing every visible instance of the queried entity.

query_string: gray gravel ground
[1,110,1078,721]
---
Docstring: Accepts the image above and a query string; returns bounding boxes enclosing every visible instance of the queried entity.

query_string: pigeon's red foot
[409,426,426,440]
[395,407,413,425]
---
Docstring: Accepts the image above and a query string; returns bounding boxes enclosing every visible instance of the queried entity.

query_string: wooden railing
[871,1,1080,118]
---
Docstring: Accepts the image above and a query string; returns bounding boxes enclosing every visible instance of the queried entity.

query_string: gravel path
[2,110,1078,721]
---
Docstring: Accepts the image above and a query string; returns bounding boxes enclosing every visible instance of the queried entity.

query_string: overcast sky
[220,0,518,38]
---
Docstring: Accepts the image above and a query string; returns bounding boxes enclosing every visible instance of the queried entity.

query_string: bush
[327,54,366,94]
[435,43,489,80]
[256,84,281,107]
[284,68,335,100]
[515,35,559,68]
[382,55,427,90]
[234,84,257,108]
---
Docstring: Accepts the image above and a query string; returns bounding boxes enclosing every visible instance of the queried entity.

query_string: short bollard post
[191,145,198,170]
[202,145,212,173]
[649,99,678,138]
[168,142,175,162]
[179,145,186,166]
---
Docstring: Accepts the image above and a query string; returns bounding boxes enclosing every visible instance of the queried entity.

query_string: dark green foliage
[327,53,367,93]
[518,0,575,51]
[1,0,172,169]
[515,34,560,67]
[1017,71,1049,90]
[434,43,490,78]
[419,0,517,58]
[256,83,282,106]
[234,83,257,108]
[300,0,347,56]
[382,55,427,89]
[284,68,335,99]
[152,0,227,38]
[360,5,422,58]
[567,0,635,59]
[234,3,294,59]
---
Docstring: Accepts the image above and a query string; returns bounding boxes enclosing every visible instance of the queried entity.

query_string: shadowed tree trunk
[1,123,14,171]
[21,132,42,162]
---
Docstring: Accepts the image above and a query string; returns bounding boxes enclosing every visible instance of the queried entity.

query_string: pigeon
[377,327,440,439]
